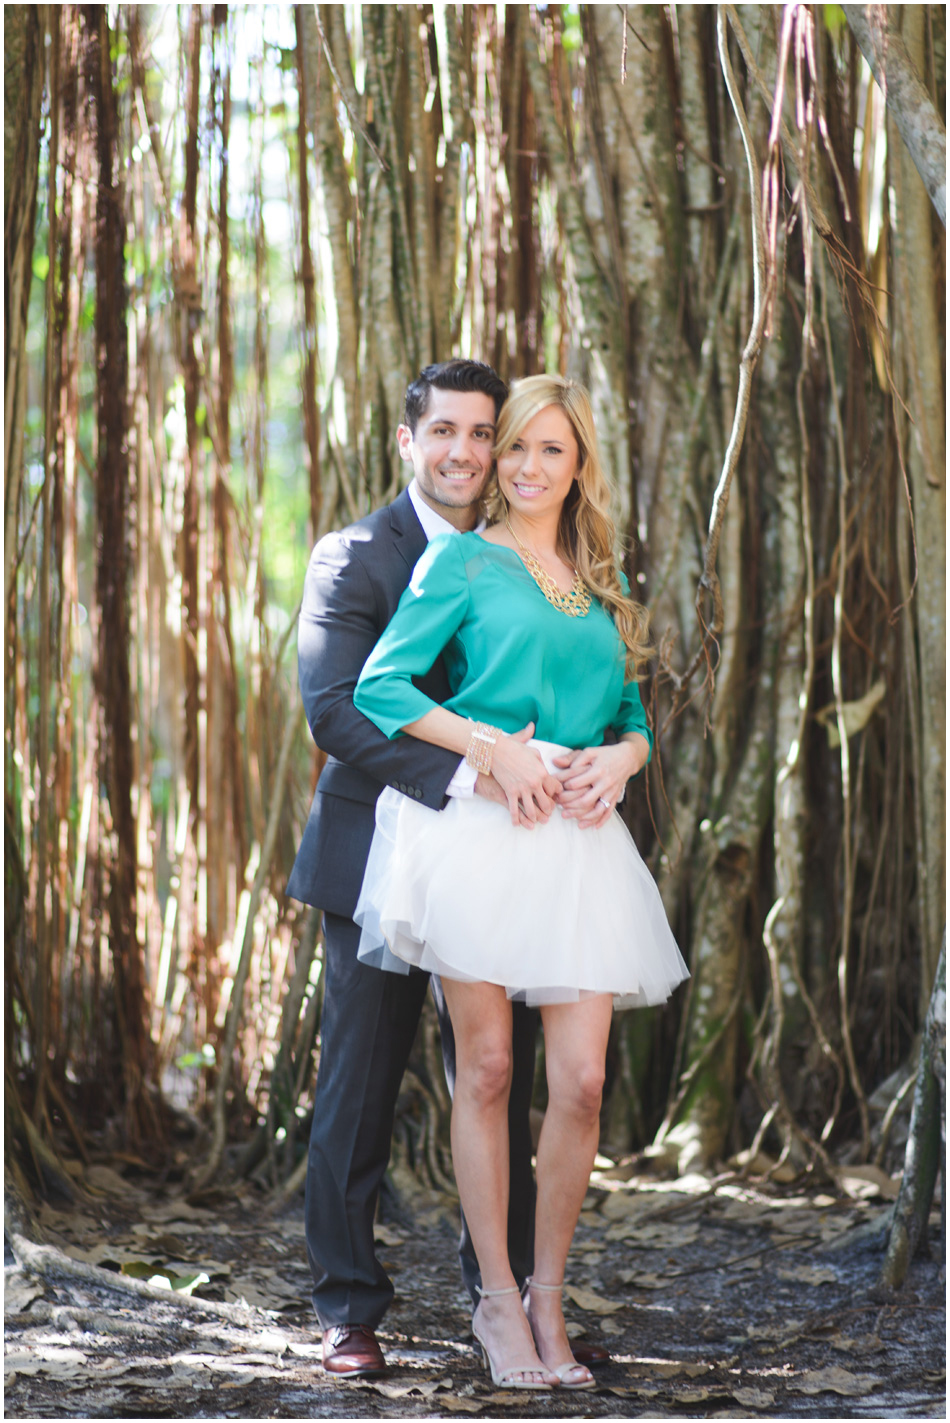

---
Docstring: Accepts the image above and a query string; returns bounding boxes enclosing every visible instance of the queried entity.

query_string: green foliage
[561,5,582,53]
[822,6,848,40]
[176,1045,216,1071]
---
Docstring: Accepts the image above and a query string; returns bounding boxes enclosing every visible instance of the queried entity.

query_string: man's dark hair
[403,359,508,433]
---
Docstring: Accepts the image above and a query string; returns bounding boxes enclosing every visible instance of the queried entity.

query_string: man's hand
[473,723,559,828]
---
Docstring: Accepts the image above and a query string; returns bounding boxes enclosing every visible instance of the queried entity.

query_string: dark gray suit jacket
[287,490,463,917]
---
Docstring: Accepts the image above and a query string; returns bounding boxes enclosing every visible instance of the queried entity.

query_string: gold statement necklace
[505,518,591,617]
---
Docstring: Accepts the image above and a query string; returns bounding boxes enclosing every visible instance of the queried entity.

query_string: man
[288,360,563,1378]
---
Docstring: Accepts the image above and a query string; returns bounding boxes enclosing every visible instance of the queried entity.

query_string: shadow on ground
[4,1162,945,1419]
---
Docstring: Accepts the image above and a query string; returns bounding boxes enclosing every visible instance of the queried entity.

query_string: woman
[353,376,687,1390]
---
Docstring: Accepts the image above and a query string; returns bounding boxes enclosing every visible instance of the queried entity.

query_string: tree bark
[843,4,946,224]
[293,7,322,542]
[4,5,44,683]
[880,940,945,1288]
[87,4,156,1144]
[888,6,946,1018]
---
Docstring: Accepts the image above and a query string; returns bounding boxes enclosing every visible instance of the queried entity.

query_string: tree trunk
[293,7,322,543]
[87,4,156,1144]
[4,4,43,812]
[888,7,946,1019]
[880,940,945,1288]
[843,3,946,224]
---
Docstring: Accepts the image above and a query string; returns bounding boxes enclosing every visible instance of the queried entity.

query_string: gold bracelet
[465,721,502,775]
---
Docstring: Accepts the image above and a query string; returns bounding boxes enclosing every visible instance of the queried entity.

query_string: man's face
[397,388,497,531]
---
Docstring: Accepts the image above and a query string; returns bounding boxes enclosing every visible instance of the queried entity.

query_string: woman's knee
[551,1057,605,1119]
[461,1038,513,1107]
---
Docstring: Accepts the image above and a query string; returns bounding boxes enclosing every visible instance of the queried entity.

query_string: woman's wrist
[619,733,650,778]
[465,721,504,775]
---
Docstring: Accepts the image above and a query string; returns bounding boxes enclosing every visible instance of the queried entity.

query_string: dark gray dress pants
[305,910,538,1329]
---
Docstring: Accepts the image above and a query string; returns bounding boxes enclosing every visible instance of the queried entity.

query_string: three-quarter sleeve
[612,676,653,757]
[355,534,470,739]
[609,570,653,756]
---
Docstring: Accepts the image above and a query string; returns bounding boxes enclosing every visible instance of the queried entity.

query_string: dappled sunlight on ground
[4,1162,944,1418]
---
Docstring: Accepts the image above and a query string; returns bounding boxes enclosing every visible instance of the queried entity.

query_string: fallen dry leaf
[598,1190,660,1223]
[829,1332,884,1355]
[286,1342,322,1359]
[776,1264,837,1285]
[369,1379,443,1400]
[140,1199,216,1224]
[618,1269,668,1289]
[791,1365,883,1396]
[564,1284,624,1314]
[728,1149,799,1183]
[84,1164,146,1200]
[747,1319,804,1341]
[4,1347,87,1379]
[833,1164,901,1201]
[65,1243,161,1268]
[640,1359,714,1379]
[438,1396,484,1413]
[727,1254,762,1274]
[610,1221,699,1249]
[732,1385,776,1407]
[373,1224,404,1246]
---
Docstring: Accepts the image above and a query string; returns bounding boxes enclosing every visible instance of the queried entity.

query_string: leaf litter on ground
[5,1162,944,1419]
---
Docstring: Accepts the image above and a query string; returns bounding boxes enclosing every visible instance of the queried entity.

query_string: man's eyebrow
[422,417,496,431]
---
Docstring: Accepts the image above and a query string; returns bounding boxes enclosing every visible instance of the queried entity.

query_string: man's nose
[449,430,478,465]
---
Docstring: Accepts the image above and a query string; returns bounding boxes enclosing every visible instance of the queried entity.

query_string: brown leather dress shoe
[572,1340,611,1367]
[322,1324,388,1377]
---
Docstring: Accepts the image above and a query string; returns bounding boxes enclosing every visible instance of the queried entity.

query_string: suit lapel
[385,487,453,704]
[388,488,427,577]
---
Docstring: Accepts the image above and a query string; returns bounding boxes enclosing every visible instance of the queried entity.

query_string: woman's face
[496,404,580,523]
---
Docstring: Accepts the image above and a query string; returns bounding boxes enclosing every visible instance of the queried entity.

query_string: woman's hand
[553,733,650,829]
[490,724,560,828]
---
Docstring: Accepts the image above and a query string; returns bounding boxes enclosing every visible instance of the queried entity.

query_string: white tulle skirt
[354,741,689,1010]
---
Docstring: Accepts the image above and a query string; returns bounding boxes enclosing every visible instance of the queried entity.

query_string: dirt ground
[4,1157,945,1421]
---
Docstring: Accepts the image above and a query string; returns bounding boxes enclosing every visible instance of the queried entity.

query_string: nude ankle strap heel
[472,1284,552,1390]
[522,1278,596,1391]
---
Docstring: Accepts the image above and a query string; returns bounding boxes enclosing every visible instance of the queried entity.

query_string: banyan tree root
[6,1226,259,1325]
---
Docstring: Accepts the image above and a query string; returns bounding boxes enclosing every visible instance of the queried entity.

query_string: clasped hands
[475,723,650,830]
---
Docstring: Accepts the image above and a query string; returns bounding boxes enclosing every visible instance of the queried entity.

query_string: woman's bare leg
[527,995,614,1379]
[440,977,554,1386]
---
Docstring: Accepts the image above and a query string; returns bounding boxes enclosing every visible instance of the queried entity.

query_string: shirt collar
[408,479,487,541]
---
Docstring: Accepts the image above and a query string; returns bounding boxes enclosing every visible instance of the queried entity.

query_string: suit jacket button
[414,788,422,799]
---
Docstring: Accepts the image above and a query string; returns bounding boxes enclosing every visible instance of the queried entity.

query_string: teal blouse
[354,532,652,755]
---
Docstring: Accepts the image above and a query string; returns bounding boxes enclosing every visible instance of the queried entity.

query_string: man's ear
[396,424,413,463]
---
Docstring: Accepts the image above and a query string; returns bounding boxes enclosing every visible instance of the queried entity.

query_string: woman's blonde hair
[487,374,652,679]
